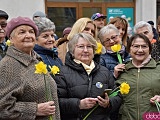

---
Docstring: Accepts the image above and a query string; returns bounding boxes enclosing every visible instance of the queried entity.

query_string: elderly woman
[55,33,122,120]
[34,17,63,69]
[116,34,160,120]
[99,24,130,78]
[0,16,60,120]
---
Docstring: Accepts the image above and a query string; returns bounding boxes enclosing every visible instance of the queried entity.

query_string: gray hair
[134,21,152,33]
[34,17,55,36]
[98,24,119,45]
[68,33,97,55]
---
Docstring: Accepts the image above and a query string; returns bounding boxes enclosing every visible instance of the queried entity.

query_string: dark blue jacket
[100,46,131,74]
[34,44,63,70]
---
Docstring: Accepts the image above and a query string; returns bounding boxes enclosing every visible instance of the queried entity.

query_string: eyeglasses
[131,44,149,50]
[0,22,7,28]
[103,35,118,44]
[76,44,93,50]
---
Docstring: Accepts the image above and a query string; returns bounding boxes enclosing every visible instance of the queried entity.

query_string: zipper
[137,68,140,120]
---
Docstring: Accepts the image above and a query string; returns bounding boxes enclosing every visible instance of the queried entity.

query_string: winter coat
[55,52,122,120]
[100,46,130,74]
[34,44,63,70]
[116,58,160,120]
[0,46,60,120]
[0,40,7,61]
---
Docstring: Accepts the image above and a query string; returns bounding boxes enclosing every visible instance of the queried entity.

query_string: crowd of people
[0,9,160,120]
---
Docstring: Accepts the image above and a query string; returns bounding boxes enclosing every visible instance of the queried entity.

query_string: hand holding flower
[111,44,122,64]
[37,101,55,116]
[79,98,97,109]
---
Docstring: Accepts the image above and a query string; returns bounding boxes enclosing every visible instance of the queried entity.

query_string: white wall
[136,0,157,27]
[0,0,45,21]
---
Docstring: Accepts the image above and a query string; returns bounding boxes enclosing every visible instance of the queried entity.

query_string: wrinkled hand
[114,64,125,78]
[150,95,160,104]
[79,98,97,109]
[97,93,110,108]
[36,101,56,116]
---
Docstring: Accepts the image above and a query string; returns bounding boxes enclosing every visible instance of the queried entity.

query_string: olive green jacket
[116,58,160,120]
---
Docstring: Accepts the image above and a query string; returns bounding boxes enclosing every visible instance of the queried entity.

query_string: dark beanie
[6,16,38,38]
[0,10,9,20]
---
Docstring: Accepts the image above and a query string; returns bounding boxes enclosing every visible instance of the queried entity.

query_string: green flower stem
[155,100,160,112]
[44,75,53,120]
[117,52,122,64]
[83,104,99,120]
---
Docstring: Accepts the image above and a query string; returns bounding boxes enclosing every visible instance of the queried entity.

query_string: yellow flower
[49,65,60,75]
[5,39,11,46]
[35,61,48,74]
[120,82,130,94]
[111,44,121,52]
[95,42,102,54]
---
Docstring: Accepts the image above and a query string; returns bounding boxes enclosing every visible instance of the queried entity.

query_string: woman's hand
[97,93,110,108]
[79,98,97,109]
[36,101,56,116]
[150,95,160,104]
[114,64,125,78]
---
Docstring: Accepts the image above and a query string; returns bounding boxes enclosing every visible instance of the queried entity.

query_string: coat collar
[6,46,42,66]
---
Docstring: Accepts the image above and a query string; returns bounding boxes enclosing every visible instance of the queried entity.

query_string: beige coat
[0,46,60,120]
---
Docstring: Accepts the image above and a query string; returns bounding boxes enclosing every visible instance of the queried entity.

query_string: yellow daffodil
[5,39,11,46]
[111,44,121,52]
[120,82,130,94]
[95,42,102,54]
[49,65,60,75]
[35,61,48,74]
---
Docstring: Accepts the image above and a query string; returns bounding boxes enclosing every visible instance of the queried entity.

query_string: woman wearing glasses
[55,33,122,120]
[99,24,130,79]
[116,33,160,120]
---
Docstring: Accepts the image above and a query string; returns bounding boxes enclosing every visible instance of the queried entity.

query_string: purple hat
[91,13,106,21]
[6,16,38,38]
[63,27,72,36]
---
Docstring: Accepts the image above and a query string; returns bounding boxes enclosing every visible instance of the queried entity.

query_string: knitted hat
[63,27,72,36]
[91,13,106,20]
[0,10,9,20]
[33,11,46,18]
[6,16,38,38]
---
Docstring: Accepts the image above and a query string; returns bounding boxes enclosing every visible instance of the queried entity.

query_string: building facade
[0,0,157,37]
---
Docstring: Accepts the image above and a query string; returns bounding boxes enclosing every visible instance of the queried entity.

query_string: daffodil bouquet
[111,44,122,64]
[83,82,130,120]
[35,61,60,120]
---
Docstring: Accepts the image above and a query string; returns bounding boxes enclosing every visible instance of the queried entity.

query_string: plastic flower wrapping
[111,44,122,64]
[83,82,130,120]
[35,61,60,120]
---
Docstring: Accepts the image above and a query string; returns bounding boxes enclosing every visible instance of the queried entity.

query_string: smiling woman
[34,17,63,70]
[0,16,61,120]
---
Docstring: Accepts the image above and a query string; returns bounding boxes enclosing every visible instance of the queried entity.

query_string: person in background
[56,27,72,63]
[147,20,159,40]
[91,13,106,32]
[157,16,160,38]
[116,33,160,120]
[67,17,104,63]
[134,21,160,62]
[0,16,60,120]
[108,17,128,47]
[55,33,122,120]
[0,10,9,60]
[34,17,63,70]
[99,24,130,79]
[33,11,46,21]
